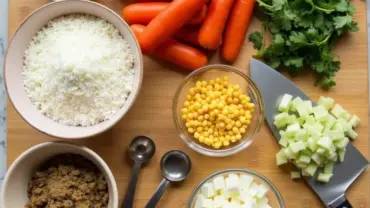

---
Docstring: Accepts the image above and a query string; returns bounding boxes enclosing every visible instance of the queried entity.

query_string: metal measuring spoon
[122,136,156,208]
[145,150,191,208]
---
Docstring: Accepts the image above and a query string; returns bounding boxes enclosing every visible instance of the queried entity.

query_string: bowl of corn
[173,65,264,157]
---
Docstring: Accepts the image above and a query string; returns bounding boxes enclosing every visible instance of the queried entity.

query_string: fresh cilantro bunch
[249,0,358,88]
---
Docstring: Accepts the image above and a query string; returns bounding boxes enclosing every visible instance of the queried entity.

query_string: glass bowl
[187,169,285,208]
[173,65,264,157]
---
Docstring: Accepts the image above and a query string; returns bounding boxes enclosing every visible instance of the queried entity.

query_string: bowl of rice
[4,0,143,139]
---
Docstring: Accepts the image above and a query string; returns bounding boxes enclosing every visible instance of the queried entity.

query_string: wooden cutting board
[7,0,369,207]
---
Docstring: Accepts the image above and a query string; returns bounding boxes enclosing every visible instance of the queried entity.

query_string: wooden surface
[7,0,369,207]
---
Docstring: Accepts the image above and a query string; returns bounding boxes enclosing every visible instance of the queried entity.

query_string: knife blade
[250,58,369,208]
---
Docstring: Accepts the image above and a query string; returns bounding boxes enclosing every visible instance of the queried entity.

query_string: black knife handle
[329,195,352,208]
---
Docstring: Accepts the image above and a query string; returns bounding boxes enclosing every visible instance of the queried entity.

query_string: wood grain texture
[7,0,369,207]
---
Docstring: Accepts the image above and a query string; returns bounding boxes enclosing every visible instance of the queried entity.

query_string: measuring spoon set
[122,136,192,208]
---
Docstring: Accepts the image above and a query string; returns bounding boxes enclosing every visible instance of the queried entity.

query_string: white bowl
[4,0,143,139]
[0,142,119,208]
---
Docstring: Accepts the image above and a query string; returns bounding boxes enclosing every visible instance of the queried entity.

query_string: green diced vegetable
[305,163,318,176]
[347,129,358,140]
[304,101,313,115]
[317,173,333,183]
[291,171,301,179]
[317,137,332,150]
[334,137,349,149]
[289,141,306,153]
[295,129,308,141]
[301,170,310,177]
[279,94,293,112]
[276,150,288,166]
[286,123,301,136]
[283,148,295,159]
[316,148,326,155]
[339,150,346,162]
[313,106,329,121]
[304,115,315,125]
[328,129,345,141]
[299,154,311,164]
[336,119,351,132]
[279,138,288,147]
[311,153,322,165]
[290,97,303,112]
[307,137,318,152]
[318,97,334,110]
[274,112,289,129]
[349,115,360,128]
[330,104,347,119]
[296,101,309,117]
[324,162,335,174]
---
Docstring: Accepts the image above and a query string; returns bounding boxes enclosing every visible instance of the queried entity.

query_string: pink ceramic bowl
[4,0,143,139]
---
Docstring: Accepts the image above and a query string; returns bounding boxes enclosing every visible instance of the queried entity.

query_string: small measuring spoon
[122,136,156,208]
[145,150,191,208]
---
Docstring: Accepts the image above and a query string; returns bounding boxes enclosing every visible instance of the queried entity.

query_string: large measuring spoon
[122,136,156,208]
[145,150,191,208]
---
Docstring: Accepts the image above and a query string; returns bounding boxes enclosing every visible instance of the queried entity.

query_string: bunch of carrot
[122,0,255,70]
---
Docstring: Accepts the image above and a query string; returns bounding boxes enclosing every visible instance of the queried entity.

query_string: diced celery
[318,96,334,110]
[337,119,351,133]
[324,162,335,174]
[286,115,298,125]
[317,137,333,150]
[289,141,306,153]
[301,149,314,156]
[283,148,295,159]
[334,137,349,149]
[325,148,337,160]
[290,97,303,112]
[286,122,301,136]
[322,127,330,137]
[304,100,313,115]
[347,129,358,140]
[297,116,306,126]
[305,163,318,176]
[299,154,311,164]
[316,148,326,155]
[291,171,301,179]
[295,162,308,169]
[301,170,310,176]
[279,94,293,112]
[296,101,309,117]
[330,104,347,119]
[328,129,345,141]
[311,153,322,165]
[339,150,346,162]
[317,173,333,183]
[341,112,351,121]
[348,115,360,128]
[274,112,289,129]
[307,137,318,152]
[313,105,329,122]
[279,138,288,147]
[331,155,338,162]
[313,122,324,133]
[304,115,316,125]
[276,150,288,166]
[295,129,308,141]
[321,115,336,129]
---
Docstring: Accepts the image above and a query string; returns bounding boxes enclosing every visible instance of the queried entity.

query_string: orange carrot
[174,27,201,46]
[198,0,235,50]
[123,3,169,25]
[123,3,207,26]
[139,0,208,53]
[221,0,255,62]
[187,5,208,25]
[136,0,171,2]
[131,24,208,70]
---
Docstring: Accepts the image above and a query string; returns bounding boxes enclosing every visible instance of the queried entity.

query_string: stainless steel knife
[250,58,369,208]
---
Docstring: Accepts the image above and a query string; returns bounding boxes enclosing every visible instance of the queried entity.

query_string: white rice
[22,14,135,126]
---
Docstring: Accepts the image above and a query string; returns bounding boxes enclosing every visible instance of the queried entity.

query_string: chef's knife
[250,58,369,208]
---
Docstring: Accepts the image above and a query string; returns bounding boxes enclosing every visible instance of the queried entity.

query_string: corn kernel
[194,132,200,139]
[188,128,195,133]
[236,134,242,140]
[223,141,230,146]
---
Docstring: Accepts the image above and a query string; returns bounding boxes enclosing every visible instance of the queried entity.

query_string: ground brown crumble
[25,154,109,208]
